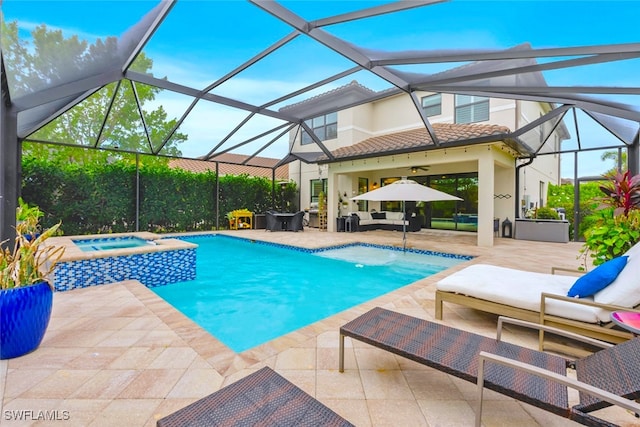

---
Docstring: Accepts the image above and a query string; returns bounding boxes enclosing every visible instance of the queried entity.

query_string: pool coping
[47,231,197,262]
[176,232,475,261]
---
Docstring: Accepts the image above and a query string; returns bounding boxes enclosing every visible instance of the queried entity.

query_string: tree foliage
[2,21,186,163]
[547,181,603,239]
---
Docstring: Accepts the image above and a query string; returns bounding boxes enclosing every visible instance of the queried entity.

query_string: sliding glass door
[414,173,479,232]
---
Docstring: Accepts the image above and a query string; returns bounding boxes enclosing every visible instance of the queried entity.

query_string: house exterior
[284,81,569,247]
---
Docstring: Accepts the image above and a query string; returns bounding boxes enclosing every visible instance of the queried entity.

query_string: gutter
[515,156,535,219]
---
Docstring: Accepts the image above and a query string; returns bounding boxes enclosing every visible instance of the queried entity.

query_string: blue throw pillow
[567,256,628,298]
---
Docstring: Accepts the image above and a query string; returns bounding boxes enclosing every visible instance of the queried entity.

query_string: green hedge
[21,156,297,235]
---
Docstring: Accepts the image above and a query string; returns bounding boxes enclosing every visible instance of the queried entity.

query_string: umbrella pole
[402,200,406,252]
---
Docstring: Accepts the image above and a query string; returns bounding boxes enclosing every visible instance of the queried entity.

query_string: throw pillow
[371,212,386,220]
[567,256,628,298]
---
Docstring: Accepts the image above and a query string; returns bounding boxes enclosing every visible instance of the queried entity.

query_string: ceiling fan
[409,166,430,174]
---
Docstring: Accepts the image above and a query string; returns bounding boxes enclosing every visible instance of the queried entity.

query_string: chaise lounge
[339,307,640,426]
[435,242,640,350]
[157,367,353,427]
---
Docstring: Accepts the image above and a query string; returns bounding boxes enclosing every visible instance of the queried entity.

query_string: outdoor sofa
[349,211,422,232]
[435,241,640,352]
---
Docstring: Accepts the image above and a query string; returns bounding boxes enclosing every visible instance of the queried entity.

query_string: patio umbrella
[352,178,462,250]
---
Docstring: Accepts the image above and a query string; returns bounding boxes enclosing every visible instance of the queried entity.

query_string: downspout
[515,156,535,219]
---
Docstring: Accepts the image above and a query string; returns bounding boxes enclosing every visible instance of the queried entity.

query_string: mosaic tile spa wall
[53,248,196,292]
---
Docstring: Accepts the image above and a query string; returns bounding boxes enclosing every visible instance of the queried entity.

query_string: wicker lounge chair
[157,367,353,427]
[339,307,640,426]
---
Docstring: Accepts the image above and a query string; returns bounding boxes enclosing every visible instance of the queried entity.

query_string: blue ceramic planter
[0,282,53,359]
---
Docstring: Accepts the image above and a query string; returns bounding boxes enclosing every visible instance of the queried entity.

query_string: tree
[601,150,627,175]
[2,21,187,163]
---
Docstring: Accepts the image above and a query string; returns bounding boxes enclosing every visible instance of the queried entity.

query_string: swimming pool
[152,235,471,352]
[72,236,153,252]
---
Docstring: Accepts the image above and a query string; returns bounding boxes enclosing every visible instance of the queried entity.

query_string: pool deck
[1,229,636,426]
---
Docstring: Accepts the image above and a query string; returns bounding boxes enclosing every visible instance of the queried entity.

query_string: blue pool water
[73,236,152,252]
[152,235,470,352]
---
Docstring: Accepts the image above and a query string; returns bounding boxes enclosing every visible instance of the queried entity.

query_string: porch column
[477,153,495,247]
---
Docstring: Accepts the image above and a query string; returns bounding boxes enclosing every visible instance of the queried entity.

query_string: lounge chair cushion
[436,264,610,323]
[595,250,640,307]
[567,256,628,298]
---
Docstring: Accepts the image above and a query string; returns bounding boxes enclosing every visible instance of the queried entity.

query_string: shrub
[535,206,560,220]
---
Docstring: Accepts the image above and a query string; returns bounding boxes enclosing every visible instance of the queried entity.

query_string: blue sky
[3,0,639,177]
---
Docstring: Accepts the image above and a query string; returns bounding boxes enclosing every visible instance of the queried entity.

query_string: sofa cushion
[371,212,386,220]
[567,256,628,298]
[385,212,404,221]
[595,251,640,307]
[355,211,371,221]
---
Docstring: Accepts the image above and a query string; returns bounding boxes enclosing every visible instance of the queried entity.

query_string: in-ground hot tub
[47,232,197,291]
[72,236,156,252]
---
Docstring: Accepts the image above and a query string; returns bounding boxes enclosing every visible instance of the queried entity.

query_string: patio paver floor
[1,229,636,426]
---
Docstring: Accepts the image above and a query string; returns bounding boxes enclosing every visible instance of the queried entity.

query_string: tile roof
[279,80,376,113]
[322,123,511,161]
[169,153,288,180]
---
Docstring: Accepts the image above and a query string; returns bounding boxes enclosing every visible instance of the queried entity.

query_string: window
[310,179,327,203]
[356,177,368,211]
[421,94,441,117]
[455,94,489,123]
[301,112,337,145]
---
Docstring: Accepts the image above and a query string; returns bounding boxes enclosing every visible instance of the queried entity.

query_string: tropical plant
[579,172,640,267]
[597,171,640,216]
[0,199,64,289]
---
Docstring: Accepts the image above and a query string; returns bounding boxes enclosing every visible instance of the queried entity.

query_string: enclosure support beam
[0,102,19,249]
[628,131,639,176]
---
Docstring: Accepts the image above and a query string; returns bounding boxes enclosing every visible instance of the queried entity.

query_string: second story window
[301,112,337,145]
[421,94,441,117]
[455,94,489,124]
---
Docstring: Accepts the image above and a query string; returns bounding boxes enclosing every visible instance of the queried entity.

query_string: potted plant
[0,199,64,359]
[515,206,569,243]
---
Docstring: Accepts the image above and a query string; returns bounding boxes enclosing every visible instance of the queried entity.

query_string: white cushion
[437,264,609,323]
[594,251,640,308]
[355,211,371,221]
[358,219,376,226]
[384,212,404,221]
[624,240,640,258]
